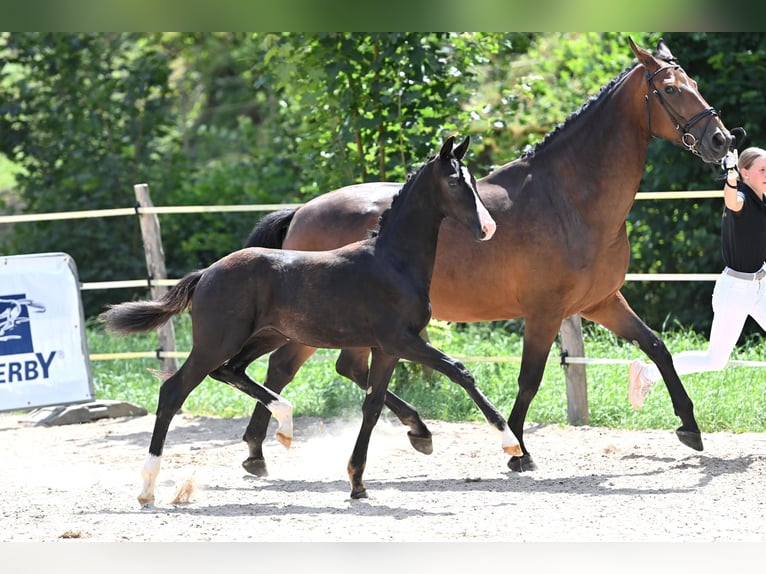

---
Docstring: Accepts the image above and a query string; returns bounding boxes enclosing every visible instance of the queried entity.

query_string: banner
[0,252,94,411]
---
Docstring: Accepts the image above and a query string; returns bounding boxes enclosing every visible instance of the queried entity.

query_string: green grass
[86,315,766,433]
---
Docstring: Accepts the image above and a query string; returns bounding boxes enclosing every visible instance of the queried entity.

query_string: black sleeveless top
[721,183,766,273]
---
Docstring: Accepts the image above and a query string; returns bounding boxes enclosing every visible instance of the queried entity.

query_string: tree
[0,33,178,316]
[249,33,536,191]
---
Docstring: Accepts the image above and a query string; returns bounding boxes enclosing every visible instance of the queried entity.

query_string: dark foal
[239,36,734,474]
[101,136,519,503]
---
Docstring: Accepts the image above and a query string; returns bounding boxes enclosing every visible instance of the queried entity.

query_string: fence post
[559,314,588,426]
[133,183,179,374]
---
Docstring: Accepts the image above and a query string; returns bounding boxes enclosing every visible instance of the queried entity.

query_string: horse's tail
[99,270,204,334]
[244,207,297,249]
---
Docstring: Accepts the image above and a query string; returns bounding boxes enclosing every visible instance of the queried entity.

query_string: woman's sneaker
[628,359,654,409]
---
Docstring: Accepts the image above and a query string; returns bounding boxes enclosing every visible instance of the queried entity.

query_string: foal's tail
[243,207,297,249]
[99,270,204,334]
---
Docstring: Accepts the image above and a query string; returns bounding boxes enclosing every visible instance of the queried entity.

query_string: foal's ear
[439,136,456,160]
[453,135,470,160]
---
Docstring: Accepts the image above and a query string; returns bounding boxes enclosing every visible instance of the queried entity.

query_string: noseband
[644,64,718,156]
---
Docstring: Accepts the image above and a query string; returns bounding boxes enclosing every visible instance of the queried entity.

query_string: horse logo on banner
[0,296,46,352]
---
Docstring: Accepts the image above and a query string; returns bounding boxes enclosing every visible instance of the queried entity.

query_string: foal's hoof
[276,431,292,449]
[507,453,537,472]
[676,428,704,452]
[242,457,269,477]
[407,431,433,455]
[503,443,523,457]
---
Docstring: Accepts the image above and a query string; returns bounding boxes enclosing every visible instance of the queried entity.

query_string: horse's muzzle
[697,125,734,164]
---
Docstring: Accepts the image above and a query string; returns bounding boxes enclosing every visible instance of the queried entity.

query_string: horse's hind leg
[209,335,295,455]
[209,367,294,450]
[335,348,433,455]
[223,341,317,476]
[140,354,211,506]
[583,291,702,451]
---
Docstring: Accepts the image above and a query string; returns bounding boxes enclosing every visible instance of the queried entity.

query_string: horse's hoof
[242,457,269,477]
[275,431,292,449]
[350,488,368,500]
[507,453,536,472]
[407,431,433,455]
[676,428,704,452]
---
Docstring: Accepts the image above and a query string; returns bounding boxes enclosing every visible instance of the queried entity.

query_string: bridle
[644,63,718,156]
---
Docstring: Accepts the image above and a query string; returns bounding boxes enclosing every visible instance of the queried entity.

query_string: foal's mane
[521,63,636,160]
[370,156,433,238]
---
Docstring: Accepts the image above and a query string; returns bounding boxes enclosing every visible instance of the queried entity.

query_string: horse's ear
[629,35,659,73]
[439,136,456,160]
[629,36,648,60]
[453,135,470,160]
[654,38,677,63]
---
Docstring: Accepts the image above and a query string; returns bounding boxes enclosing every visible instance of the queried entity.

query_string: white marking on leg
[267,397,294,449]
[138,453,161,506]
[489,421,522,457]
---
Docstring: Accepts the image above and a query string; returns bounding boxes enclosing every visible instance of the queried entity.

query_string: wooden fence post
[134,183,179,374]
[559,314,588,426]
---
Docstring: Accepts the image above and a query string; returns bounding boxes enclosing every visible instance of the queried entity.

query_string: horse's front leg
[388,333,521,458]
[210,339,309,476]
[583,290,702,451]
[335,348,433,455]
[347,349,399,499]
[506,312,563,472]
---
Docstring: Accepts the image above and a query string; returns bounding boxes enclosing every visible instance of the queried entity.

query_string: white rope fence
[86,351,766,368]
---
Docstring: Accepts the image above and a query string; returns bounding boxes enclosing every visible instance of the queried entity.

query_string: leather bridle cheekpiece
[644,63,718,156]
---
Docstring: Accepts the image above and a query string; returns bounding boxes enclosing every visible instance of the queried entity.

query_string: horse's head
[435,136,496,241]
[630,36,733,164]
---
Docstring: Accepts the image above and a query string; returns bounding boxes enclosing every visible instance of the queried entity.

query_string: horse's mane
[370,158,432,238]
[521,63,637,160]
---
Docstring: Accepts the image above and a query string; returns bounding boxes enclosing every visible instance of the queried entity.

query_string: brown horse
[238,37,734,474]
[101,136,520,502]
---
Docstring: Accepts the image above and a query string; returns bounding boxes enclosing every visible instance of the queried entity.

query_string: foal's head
[431,135,496,241]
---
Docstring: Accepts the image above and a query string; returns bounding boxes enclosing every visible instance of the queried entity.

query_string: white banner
[0,252,93,411]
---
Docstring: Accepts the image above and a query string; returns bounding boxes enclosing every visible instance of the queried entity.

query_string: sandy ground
[1,410,764,545]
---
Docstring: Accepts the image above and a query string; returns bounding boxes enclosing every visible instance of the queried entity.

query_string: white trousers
[645,269,766,383]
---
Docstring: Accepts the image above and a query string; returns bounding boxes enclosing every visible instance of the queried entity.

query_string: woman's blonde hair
[738,147,766,170]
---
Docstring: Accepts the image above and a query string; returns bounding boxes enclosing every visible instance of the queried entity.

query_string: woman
[629,146,766,409]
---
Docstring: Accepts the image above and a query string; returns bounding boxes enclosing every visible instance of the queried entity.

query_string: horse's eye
[664,85,676,95]
[448,177,459,188]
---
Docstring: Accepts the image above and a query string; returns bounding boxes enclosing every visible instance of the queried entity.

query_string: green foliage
[0,33,178,315]
[3,32,766,338]
[477,32,651,166]
[251,32,528,191]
